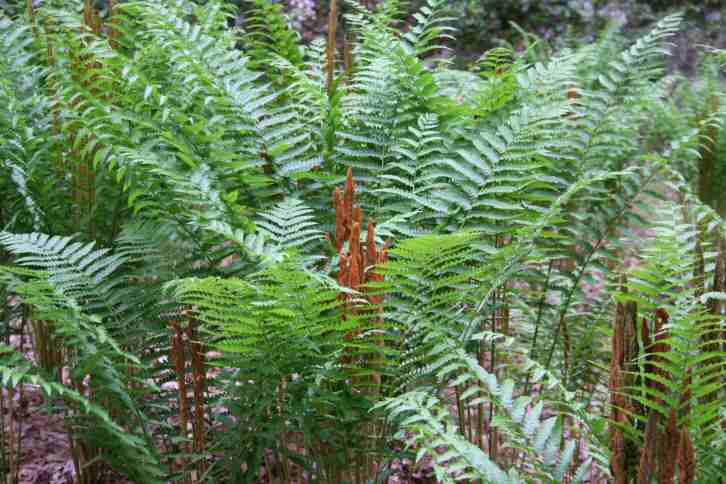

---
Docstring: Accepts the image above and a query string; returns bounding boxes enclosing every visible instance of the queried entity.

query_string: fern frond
[613,202,726,477]
[256,197,323,250]
[242,0,304,82]
[0,231,125,309]
[0,270,165,482]
[380,347,592,483]
[401,0,456,58]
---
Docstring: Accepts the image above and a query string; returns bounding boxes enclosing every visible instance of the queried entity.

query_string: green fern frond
[0,232,125,307]
[0,271,164,482]
[256,197,323,250]
[242,0,304,82]
[614,202,726,474]
[401,0,456,58]
[380,346,592,483]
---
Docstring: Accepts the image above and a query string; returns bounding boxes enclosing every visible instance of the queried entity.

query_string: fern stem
[11,309,30,484]
[25,0,38,38]
[170,322,191,482]
[187,320,208,481]
[488,273,498,461]
[325,0,338,95]
[543,168,660,379]
[454,383,466,436]
[276,377,291,484]
[523,259,553,394]
[106,184,126,246]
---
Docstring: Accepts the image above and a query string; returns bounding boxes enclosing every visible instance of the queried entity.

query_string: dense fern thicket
[0,1,724,483]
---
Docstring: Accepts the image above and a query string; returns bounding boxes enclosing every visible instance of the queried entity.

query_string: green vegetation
[0,0,724,482]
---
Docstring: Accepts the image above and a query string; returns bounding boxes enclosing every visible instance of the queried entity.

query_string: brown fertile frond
[345,167,355,206]
[338,253,349,287]
[637,412,658,484]
[331,169,390,381]
[677,428,696,484]
[332,168,389,300]
[343,36,354,78]
[612,428,627,484]
[658,408,679,483]
[326,0,338,93]
[366,220,377,270]
[348,222,362,290]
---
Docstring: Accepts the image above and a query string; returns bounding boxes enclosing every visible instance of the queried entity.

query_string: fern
[242,0,305,83]
[256,197,324,250]
[0,267,165,482]
[0,15,55,233]
[0,2,721,482]
[612,202,726,481]
[400,0,456,58]
[380,350,593,483]
[0,232,125,312]
[170,258,382,481]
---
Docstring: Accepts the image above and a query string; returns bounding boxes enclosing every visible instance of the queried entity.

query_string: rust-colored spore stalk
[331,168,389,377]
[333,168,389,295]
[610,305,698,484]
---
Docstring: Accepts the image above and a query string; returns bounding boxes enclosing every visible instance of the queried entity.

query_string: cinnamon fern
[0,0,724,482]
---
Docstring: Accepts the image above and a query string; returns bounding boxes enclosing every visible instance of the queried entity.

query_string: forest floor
[3,332,75,484]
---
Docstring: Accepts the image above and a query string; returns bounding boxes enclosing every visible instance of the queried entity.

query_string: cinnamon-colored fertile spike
[334,187,346,251]
[338,254,349,288]
[612,428,627,484]
[366,220,377,269]
[658,409,679,483]
[348,222,362,289]
[677,428,696,484]
[637,413,658,484]
[344,167,355,217]
[349,221,361,257]
[348,259,361,291]
[353,206,363,228]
